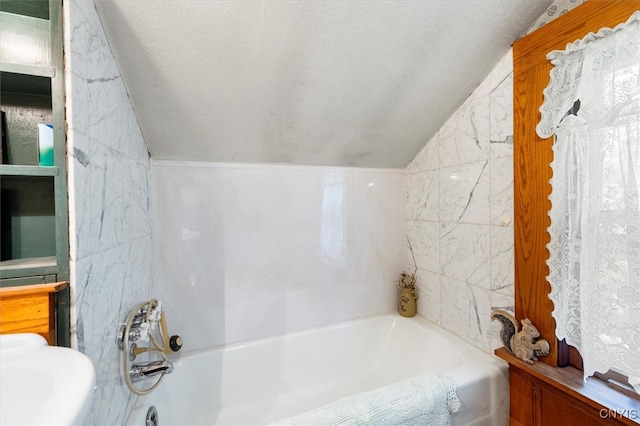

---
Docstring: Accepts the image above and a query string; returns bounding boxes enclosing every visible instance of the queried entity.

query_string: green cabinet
[0,0,68,285]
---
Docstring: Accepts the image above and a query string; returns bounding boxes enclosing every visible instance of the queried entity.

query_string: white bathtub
[126,315,509,426]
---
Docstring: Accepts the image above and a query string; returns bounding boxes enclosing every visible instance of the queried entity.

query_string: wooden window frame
[513,0,640,370]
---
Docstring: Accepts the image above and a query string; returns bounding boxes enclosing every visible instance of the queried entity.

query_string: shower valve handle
[169,335,183,352]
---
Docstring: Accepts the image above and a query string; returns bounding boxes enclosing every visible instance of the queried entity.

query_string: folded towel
[272,373,461,426]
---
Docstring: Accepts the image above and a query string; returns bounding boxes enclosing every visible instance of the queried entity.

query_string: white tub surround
[127,315,509,426]
[152,161,406,351]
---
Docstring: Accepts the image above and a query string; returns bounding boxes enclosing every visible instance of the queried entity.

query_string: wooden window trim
[510,1,640,420]
[513,0,640,370]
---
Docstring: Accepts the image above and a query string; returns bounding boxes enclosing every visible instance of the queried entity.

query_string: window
[537,12,640,391]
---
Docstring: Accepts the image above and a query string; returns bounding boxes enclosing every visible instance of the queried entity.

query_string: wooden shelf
[0,257,58,280]
[0,164,58,176]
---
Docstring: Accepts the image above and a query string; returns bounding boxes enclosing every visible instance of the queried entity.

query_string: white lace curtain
[538,12,640,389]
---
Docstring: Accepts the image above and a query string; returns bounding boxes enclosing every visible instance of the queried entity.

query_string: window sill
[495,347,640,425]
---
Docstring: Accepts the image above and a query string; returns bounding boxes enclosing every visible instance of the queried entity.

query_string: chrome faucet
[130,360,174,380]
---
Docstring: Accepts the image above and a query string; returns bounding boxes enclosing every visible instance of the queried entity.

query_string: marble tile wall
[406,0,584,352]
[404,0,585,355]
[152,161,406,352]
[64,0,153,424]
[405,50,515,353]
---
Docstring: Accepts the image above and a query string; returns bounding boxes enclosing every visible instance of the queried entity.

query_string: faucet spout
[130,360,174,379]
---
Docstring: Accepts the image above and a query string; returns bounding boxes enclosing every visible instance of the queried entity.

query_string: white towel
[272,373,461,426]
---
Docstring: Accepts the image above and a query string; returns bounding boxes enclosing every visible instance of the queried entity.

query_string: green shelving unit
[0,0,68,285]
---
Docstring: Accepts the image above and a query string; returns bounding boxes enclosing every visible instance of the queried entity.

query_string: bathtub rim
[129,313,509,426]
[170,313,495,360]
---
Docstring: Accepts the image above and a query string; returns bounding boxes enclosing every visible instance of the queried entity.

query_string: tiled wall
[56,0,584,423]
[405,51,515,353]
[64,0,153,424]
[404,0,584,354]
[152,161,406,352]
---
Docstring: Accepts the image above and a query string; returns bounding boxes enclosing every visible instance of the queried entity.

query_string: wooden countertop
[496,347,640,425]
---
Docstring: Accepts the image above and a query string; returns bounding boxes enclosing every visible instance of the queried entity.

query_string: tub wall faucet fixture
[118,299,183,395]
[118,301,183,359]
[130,307,183,358]
[130,360,174,379]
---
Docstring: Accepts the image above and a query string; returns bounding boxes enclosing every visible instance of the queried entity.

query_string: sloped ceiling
[94,0,552,168]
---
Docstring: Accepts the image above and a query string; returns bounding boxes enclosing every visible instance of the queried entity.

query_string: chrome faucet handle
[129,360,174,381]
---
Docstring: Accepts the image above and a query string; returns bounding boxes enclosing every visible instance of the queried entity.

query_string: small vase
[398,288,417,317]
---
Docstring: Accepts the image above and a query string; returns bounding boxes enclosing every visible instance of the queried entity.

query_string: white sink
[0,333,96,426]
[0,333,48,358]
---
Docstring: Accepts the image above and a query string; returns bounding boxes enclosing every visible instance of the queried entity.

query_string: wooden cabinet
[0,282,69,345]
[497,349,640,426]
[0,0,68,286]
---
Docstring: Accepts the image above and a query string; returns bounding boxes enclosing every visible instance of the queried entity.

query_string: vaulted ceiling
[94,0,553,168]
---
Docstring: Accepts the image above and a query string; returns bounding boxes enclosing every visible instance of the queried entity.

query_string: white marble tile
[74,240,151,357]
[65,0,150,166]
[404,46,511,354]
[490,293,515,351]
[406,241,417,273]
[406,133,439,173]
[72,237,152,426]
[490,72,514,159]
[120,161,152,242]
[71,142,152,259]
[415,268,440,323]
[439,160,490,224]
[65,1,153,424]
[407,220,439,273]
[65,0,119,132]
[153,162,405,350]
[120,236,154,305]
[490,225,514,297]
[491,291,514,313]
[404,26,519,357]
[85,77,148,163]
[440,223,490,289]
[490,155,514,226]
[440,276,491,351]
[475,49,513,100]
[438,93,491,168]
[64,0,112,104]
[406,170,439,221]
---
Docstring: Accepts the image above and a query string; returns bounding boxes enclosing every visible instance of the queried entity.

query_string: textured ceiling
[94,0,552,168]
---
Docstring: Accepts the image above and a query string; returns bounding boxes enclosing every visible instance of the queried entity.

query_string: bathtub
[126,314,509,426]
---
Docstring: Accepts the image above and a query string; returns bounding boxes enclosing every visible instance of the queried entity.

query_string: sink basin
[0,333,96,426]
[0,333,48,358]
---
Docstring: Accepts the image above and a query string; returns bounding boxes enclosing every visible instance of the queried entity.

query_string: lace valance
[536,11,640,138]
[542,10,640,390]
